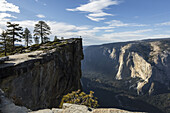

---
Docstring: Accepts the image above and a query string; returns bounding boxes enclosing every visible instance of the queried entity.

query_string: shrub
[59,90,99,108]
[29,44,40,51]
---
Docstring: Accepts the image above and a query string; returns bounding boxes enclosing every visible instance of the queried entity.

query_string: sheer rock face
[82,38,170,95]
[0,38,83,110]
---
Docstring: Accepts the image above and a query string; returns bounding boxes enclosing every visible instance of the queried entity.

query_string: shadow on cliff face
[81,77,164,113]
[0,63,15,79]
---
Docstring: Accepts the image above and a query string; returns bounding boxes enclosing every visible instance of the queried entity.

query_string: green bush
[59,90,99,108]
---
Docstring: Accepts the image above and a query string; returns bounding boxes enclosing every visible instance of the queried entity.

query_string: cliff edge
[0,38,83,110]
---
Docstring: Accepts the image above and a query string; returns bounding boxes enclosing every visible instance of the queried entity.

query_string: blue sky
[1,0,170,45]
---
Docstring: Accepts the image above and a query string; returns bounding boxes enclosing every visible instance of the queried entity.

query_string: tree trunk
[40,23,43,43]
[4,37,6,56]
[26,35,28,47]
[12,28,15,52]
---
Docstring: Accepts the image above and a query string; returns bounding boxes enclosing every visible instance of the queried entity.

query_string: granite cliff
[82,38,170,113]
[0,38,83,110]
[82,38,170,95]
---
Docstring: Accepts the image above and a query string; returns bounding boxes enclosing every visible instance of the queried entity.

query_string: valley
[82,38,170,113]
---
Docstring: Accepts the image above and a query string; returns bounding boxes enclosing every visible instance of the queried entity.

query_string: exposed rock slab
[30,103,146,113]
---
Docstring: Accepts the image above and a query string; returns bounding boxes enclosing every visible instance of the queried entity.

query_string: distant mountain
[82,38,170,113]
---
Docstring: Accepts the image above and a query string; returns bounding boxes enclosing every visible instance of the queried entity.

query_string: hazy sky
[1,0,170,45]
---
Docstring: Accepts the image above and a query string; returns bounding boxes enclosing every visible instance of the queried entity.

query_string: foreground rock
[0,92,145,113]
[0,38,83,110]
[0,85,146,113]
[0,89,29,113]
[30,103,146,113]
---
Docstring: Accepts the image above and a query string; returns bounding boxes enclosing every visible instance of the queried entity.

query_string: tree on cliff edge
[33,21,51,43]
[0,31,8,56]
[34,36,39,44]
[6,22,23,51]
[23,28,32,47]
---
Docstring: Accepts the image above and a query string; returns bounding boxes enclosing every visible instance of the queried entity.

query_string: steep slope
[82,38,170,113]
[82,38,170,94]
[0,38,83,110]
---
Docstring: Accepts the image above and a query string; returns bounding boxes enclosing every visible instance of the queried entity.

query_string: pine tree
[33,21,51,43]
[43,36,50,43]
[0,31,8,56]
[54,36,58,41]
[23,28,32,47]
[6,22,23,51]
[34,36,39,44]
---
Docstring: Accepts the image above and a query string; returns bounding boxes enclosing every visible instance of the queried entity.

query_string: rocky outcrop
[82,38,170,95]
[0,38,83,110]
[30,103,145,113]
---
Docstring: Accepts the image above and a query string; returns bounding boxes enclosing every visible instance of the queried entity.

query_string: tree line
[0,21,51,56]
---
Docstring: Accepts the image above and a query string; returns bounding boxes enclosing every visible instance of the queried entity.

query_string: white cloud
[93,26,114,30]
[86,16,105,22]
[0,0,20,13]
[0,13,17,21]
[92,29,153,43]
[155,21,170,26]
[36,14,45,18]
[88,12,113,17]
[105,20,128,27]
[105,20,147,27]
[0,0,19,25]
[35,0,38,2]
[0,20,37,36]
[146,34,170,39]
[0,22,6,33]
[66,0,120,21]
[104,29,114,32]
[102,29,152,39]
[67,0,119,13]
[46,21,97,39]
[14,20,37,31]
